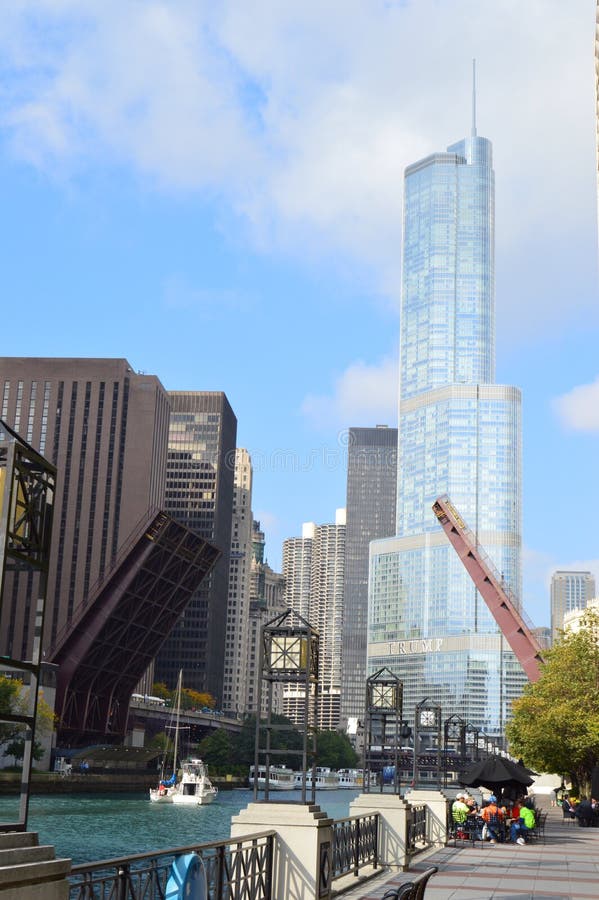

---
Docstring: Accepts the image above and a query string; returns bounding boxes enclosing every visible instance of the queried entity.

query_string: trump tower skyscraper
[367,105,527,738]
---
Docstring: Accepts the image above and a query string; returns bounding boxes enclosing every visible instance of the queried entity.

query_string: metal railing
[69,830,275,900]
[331,813,379,880]
[407,804,429,856]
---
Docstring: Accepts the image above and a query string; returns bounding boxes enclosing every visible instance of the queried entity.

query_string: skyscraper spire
[472,58,477,137]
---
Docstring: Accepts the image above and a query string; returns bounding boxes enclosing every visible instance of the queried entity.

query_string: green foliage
[316,730,359,769]
[148,731,170,751]
[196,714,306,775]
[0,676,55,763]
[506,609,599,795]
[4,737,44,766]
[151,683,172,701]
[196,729,233,773]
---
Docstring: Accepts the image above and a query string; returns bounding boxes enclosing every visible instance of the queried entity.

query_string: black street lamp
[254,608,319,804]
[465,724,479,762]
[0,419,56,832]
[413,698,442,789]
[443,714,466,788]
[363,668,403,794]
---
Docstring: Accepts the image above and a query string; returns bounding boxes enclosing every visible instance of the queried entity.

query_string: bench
[382,866,438,900]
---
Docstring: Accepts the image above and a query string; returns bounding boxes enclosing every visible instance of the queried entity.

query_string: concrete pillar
[404,789,449,846]
[231,802,333,900]
[349,793,410,871]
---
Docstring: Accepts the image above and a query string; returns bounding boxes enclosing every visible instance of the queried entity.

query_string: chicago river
[0,789,357,865]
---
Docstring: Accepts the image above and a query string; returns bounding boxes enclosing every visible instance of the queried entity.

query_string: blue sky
[1,1,598,629]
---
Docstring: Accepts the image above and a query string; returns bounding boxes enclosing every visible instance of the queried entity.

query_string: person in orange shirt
[481,795,505,843]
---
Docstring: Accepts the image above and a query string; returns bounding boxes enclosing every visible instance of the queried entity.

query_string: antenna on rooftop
[471,58,477,137]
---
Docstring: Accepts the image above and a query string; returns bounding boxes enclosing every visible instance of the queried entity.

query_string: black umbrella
[516,758,538,776]
[460,755,534,796]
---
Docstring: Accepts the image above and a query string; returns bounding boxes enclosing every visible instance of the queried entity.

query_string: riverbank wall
[0,772,247,794]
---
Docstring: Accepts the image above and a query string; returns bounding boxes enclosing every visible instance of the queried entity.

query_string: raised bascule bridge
[48,508,221,747]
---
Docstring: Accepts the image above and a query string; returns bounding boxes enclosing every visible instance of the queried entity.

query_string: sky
[1,1,598,629]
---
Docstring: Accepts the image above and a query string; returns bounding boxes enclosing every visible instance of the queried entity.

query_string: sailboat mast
[172,670,182,775]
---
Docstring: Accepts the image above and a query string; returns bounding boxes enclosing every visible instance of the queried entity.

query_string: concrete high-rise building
[222,449,253,716]
[341,426,397,728]
[282,510,346,730]
[155,392,237,701]
[551,570,596,642]
[0,357,170,659]
[245,520,287,717]
[368,99,527,738]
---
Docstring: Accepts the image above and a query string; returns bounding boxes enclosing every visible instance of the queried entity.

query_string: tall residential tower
[282,511,346,730]
[368,96,527,737]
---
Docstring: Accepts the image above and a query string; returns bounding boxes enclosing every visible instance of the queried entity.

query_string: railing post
[265,834,274,900]
[116,864,128,900]
[216,844,226,899]
[353,817,360,876]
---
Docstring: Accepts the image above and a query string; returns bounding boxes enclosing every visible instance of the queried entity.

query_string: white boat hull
[149,788,175,803]
[172,789,217,806]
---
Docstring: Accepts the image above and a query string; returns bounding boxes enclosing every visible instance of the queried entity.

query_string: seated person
[480,795,505,842]
[510,800,535,844]
[574,796,594,827]
[562,796,577,819]
[452,793,469,828]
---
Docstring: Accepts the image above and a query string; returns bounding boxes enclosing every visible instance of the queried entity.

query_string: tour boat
[337,768,364,789]
[294,767,340,790]
[171,758,218,806]
[248,765,296,791]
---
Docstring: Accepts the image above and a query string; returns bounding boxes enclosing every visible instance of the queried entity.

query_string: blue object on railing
[165,853,207,899]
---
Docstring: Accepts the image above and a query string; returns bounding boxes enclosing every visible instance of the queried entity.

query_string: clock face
[420,709,436,727]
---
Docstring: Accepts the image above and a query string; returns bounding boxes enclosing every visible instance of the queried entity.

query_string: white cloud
[301,356,398,429]
[553,376,599,432]
[0,1,597,331]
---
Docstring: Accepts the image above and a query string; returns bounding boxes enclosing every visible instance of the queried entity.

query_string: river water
[0,789,359,865]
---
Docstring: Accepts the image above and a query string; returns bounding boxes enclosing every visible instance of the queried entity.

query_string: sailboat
[149,671,182,804]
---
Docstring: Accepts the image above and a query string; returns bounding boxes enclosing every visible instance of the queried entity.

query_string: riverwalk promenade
[342,805,599,900]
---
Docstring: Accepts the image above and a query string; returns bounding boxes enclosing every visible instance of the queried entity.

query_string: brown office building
[0,357,170,660]
[154,392,237,703]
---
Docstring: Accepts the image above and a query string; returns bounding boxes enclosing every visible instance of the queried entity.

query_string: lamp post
[363,668,403,794]
[255,608,319,804]
[413,699,442,789]
[0,419,55,832]
[465,724,479,762]
[443,714,466,789]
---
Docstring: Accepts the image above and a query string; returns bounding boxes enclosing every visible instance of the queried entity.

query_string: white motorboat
[248,765,296,791]
[172,758,218,805]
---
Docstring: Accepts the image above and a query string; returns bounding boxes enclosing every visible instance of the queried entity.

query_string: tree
[181,688,216,710]
[232,714,304,771]
[0,676,55,763]
[196,729,233,773]
[506,608,599,796]
[316,731,359,769]
[4,738,44,768]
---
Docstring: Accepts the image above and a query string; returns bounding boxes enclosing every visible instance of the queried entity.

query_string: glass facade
[368,130,527,739]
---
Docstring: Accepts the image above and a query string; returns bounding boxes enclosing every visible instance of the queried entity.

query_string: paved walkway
[339,805,599,899]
